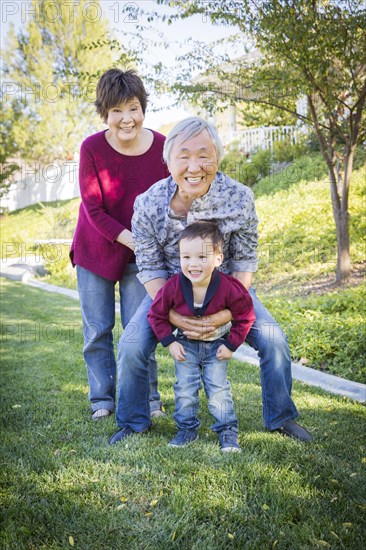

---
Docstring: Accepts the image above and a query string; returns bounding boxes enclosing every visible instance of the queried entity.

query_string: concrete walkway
[1,257,365,403]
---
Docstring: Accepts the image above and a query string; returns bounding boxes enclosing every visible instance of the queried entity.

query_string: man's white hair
[163,116,224,165]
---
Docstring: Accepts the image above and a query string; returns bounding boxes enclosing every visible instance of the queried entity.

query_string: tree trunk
[327,170,347,284]
[334,148,355,284]
[328,165,351,284]
[334,207,351,284]
[307,95,353,284]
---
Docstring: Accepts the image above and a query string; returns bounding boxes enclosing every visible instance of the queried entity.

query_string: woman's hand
[168,341,186,362]
[168,309,232,340]
[116,229,135,251]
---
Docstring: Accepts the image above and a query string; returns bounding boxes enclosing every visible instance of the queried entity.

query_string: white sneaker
[92,408,112,421]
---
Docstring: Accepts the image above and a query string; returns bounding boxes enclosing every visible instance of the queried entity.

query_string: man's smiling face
[168,130,219,199]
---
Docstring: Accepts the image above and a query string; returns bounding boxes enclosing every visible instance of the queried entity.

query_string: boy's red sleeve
[147,280,177,347]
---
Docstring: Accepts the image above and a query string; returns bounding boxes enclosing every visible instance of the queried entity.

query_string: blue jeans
[76,264,160,413]
[173,336,238,433]
[116,288,298,432]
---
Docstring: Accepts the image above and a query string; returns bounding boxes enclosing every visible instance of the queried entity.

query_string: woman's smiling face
[106,97,144,145]
[168,130,219,199]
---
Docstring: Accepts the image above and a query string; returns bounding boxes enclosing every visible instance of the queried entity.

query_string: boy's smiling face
[179,236,223,287]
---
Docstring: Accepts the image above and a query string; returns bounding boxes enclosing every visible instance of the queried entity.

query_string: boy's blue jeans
[76,264,160,413]
[116,288,299,432]
[173,336,238,433]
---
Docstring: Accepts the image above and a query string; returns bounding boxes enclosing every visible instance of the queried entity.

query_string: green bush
[272,138,307,163]
[251,148,272,178]
[220,147,272,186]
[253,153,328,196]
[261,285,366,383]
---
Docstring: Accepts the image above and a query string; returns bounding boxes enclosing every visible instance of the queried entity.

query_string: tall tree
[0,101,20,200]
[155,0,366,283]
[1,0,134,164]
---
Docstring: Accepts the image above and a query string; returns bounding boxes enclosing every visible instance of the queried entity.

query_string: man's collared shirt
[132,172,259,285]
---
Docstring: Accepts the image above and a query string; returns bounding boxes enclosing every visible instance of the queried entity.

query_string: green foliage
[253,156,366,382]
[254,152,328,196]
[1,0,118,163]
[1,198,80,288]
[1,278,366,549]
[261,285,366,383]
[254,156,365,276]
[220,136,312,186]
[0,102,20,199]
[220,147,272,186]
[157,0,366,281]
[238,101,297,128]
[272,138,307,163]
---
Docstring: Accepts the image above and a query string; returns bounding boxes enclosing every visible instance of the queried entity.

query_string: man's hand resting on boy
[168,309,232,340]
[216,344,233,361]
[168,341,187,362]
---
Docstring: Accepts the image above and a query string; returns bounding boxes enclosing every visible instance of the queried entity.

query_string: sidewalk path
[1,257,365,403]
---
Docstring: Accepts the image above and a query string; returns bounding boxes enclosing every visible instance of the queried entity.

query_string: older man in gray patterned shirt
[109,116,312,446]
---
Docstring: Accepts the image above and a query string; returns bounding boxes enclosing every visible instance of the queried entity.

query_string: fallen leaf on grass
[171,531,176,541]
[149,499,159,507]
[262,504,269,510]
[12,404,21,409]
[316,540,330,547]
[350,473,357,477]
[330,531,339,540]
[342,522,352,528]
[145,512,153,518]
[69,536,74,546]
[227,533,234,540]
[120,496,128,502]
[116,504,126,510]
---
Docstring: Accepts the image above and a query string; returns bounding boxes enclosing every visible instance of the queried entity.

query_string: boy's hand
[168,341,187,362]
[216,344,233,361]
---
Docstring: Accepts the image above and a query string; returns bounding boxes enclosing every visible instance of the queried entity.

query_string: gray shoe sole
[221,446,241,453]
[168,433,199,447]
[92,409,112,421]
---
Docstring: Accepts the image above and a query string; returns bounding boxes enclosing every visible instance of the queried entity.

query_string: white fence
[220,125,297,152]
[1,161,80,212]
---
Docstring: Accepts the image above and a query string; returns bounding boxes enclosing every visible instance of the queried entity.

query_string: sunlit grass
[1,279,366,549]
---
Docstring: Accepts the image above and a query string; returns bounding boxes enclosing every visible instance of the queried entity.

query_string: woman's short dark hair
[178,221,224,254]
[95,69,148,121]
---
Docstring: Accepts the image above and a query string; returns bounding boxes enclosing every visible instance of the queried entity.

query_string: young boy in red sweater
[148,221,255,452]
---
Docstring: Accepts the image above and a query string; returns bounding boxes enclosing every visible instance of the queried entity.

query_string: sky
[1,0,240,130]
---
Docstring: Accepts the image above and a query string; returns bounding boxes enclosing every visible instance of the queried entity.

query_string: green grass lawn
[1,279,365,549]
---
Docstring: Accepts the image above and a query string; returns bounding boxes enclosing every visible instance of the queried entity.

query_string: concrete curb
[1,262,365,403]
[233,346,366,403]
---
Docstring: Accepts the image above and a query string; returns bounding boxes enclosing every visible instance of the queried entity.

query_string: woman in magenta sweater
[70,69,169,420]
